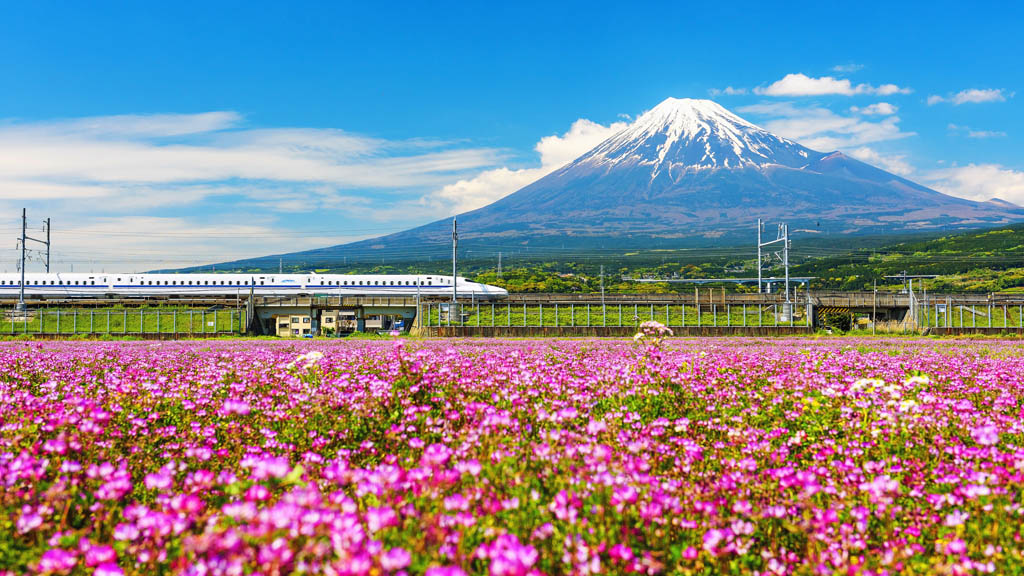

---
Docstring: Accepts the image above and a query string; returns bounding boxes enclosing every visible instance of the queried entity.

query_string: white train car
[0,273,508,300]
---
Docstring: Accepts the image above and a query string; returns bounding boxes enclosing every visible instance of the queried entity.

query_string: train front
[458,277,508,300]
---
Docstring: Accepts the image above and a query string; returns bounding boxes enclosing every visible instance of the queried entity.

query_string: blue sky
[0,0,1020,270]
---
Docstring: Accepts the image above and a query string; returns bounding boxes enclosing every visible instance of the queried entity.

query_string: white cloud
[0,113,501,193]
[927,88,1011,105]
[425,117,628,213]
[968,130,1007,139]
[832,63,865,74]
[0,111,513,270]
[947,124,1007,139]
[848,147,915,176]
[850,102,898,116]
[738,101,913,150]
[925,164,1024,205]
[708,86,748,96]
[754,73,911,97]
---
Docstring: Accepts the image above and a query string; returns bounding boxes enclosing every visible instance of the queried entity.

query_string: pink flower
[425,567,467,576]
[38,549,77,574]
[971,424,999,446]
[703,529,727,555]
[381,547,411,571]
[144,470,173,491]
[608,544,633,562]
[421,443,453,467]
[365,506,398,533]
[84,545,117,567]
[94,563,125,576]
[476,534,538,576]
[946,539,967,555]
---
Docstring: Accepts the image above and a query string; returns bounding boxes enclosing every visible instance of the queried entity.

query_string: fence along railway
[3,290,1024,337]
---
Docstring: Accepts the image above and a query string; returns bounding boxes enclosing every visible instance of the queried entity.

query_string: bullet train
[0,273,508,300]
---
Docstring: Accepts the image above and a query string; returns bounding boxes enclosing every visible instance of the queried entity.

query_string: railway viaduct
[3,291,1023,336]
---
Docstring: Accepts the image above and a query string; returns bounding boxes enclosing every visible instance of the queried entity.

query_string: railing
[419,301,811,329]
[2,309,246,336]
[917,298,1024,329]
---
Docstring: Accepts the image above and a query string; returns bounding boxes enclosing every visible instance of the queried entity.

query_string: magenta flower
[37,549,77,574]
[971,423,1000,446]
[94,563,124,576]
[380,547,411,571]
[83,545,116,567]
[424,567,467,576]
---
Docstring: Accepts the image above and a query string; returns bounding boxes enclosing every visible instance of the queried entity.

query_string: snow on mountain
[575,98,819,178]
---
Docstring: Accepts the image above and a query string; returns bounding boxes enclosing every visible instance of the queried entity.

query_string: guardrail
[2,309,245,336]
[419,300,812,329]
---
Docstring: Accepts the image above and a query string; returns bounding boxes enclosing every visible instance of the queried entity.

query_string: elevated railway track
[3,291,1024,337]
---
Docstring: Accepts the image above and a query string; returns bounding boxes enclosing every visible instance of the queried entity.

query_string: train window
[260,281,264,285]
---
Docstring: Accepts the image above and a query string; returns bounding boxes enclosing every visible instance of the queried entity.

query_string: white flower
[287,350,325,370]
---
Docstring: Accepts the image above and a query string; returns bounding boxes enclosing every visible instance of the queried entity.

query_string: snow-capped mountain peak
[577,97,819,178]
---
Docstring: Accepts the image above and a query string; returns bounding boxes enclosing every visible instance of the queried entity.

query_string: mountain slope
[218,97,1024,268]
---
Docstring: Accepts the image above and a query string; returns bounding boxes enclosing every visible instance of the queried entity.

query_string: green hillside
[791,224,1024,292]
[198,224,1024,294]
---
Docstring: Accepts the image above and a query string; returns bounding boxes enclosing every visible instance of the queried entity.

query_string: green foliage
[820,310,853,332]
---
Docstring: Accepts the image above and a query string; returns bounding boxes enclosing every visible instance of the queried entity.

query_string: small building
[320,309,357,335]
[275,314,312,337]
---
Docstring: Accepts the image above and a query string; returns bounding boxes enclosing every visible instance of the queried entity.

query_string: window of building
[302,318,310,324]
[291,317,299,322]
[292,329,299,335]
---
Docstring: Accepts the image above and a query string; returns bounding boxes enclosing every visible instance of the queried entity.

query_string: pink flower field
[2,338,1024,575]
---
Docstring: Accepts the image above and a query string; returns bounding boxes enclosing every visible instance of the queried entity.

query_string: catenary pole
[18,208,26,312]
[45,218,50,273]
[452,216,458,324]
[757,219,762,294]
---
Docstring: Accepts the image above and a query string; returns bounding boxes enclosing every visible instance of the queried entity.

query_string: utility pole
[497,251,502,278]
[452,215,458,324]
[757,219,762,294]
[783,223,791,310]
[44,218,50,273]
[599,265,606,318]
[17,208,52,312]
[279,258,283,274]
[18,209,26,312]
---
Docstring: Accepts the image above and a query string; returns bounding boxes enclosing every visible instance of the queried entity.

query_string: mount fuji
[242,98,1024,265]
